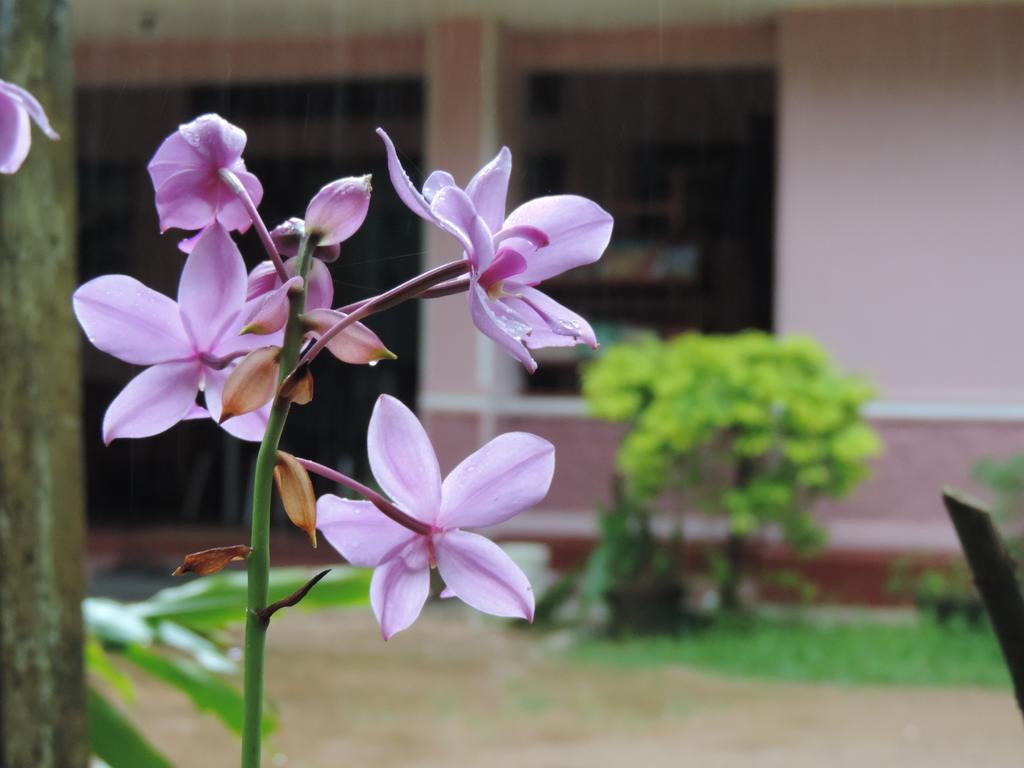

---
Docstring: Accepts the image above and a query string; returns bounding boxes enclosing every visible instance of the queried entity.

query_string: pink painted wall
[776,6,1024,404]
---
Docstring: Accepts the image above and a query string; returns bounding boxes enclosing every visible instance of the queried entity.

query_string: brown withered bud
[172,545,252,576]
[279,363,314,405]
[274,450,318,547]
[220,346,281,422]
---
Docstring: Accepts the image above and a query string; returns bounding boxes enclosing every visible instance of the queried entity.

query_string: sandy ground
[126,606,1024,768]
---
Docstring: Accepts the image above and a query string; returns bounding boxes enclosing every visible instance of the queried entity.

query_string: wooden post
[943,489,1024,722]
[0,1,88,766]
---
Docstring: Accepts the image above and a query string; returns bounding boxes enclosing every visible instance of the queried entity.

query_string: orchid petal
[500,300,578,349]
[304,175,371,246]
[0,81,58,139]
[430,185,495,271]
[219,407,270,442]
[269,218,304,258]
[370,538,431,640]
[376,127,435,223]
[438,433,555,529]
[317,496,418,568]
[493,224,549,249]
[0,91,31,174]
[215,167,262,233]
[152,166,220,233]
[177,113,247,166]
[435,531,535,621]
[246,261,279,300]
[367,395,442,524]
[102,361,201,444]
[177,223,247,352]
[422,170,456,202]
[504,195,613,284]
[509,285,598,349]
[176,228,207,254]
[73,275,192,365]
[304,309,396,364]
[465,146,511,233]
[478,248,527,293]
[183,403,209,420]
[302,258,334,311]
[468,281,537,373]
[203,368,270,442]
[242,276,301,335]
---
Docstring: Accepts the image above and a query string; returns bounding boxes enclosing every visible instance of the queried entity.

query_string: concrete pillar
[420,18,519,464]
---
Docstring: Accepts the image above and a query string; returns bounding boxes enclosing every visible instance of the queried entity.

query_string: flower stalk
[240,232,318,768]
[219,167,289,283]
[283,259,469,388]
[296,456,432,536]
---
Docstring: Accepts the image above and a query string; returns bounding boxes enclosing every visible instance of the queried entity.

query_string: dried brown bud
[172,545,252,576]
[279,363,314,405]
[220,346,281,422]
[274,451,318,547]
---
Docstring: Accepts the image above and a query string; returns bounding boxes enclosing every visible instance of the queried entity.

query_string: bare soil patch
[127,607,1023,767]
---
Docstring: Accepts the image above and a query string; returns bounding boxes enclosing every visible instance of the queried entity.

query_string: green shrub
[583,331,881,606]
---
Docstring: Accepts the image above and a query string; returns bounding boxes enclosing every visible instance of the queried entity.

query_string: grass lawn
[572,616,1010,688]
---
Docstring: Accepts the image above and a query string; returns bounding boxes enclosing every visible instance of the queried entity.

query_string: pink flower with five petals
[317,395,555,639]
[147,113,263,237]
[73,223,271,443]
[377,128,613,372]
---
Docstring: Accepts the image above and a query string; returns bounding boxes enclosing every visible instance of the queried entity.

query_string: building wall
[423,7,1024,559]
[72,7,1024,587]
[774,5,1024,549]
[777,6,1024,405]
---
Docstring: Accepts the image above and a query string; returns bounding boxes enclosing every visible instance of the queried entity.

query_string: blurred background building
[76,0,1024,601]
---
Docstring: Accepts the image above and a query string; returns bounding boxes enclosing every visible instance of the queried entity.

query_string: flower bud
[219,346,280,422]
[269,218,341,263]
[303,308,397,365]
[274,451,318,547]
[241,276,301,335]
[304,175,372,246]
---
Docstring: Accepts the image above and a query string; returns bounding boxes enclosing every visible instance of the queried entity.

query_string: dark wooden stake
[943,488,1024,721]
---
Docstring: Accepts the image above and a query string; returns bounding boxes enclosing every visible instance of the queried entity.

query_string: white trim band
[487,510,961,552]
[422,392,1024,423]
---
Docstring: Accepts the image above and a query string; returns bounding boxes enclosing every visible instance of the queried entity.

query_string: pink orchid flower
[147,113,263,236]
[317,395,555,639]
[377,128,613,372]
[73,223,271,443]
[0,79,59,174]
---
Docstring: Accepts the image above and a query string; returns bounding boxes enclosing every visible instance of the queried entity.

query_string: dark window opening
[76,80,424,529]
[519,70,776,394]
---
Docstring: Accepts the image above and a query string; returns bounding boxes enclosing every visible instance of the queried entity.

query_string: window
[520,71,775,394]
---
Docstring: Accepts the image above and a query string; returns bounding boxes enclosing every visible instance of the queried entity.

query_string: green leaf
[88,687,172,768]
[84,598,154,646]
[121,644,272,737]
[85,638,134,702]
[155,620,237,674]
[135,567,371,630]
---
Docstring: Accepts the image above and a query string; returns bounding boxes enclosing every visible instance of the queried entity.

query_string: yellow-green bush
[583,332,881,558]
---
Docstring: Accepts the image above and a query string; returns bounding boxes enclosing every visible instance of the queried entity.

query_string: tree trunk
[0,2,87,766]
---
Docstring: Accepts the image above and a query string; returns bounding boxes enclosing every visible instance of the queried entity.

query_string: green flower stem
[240,233,318,768]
